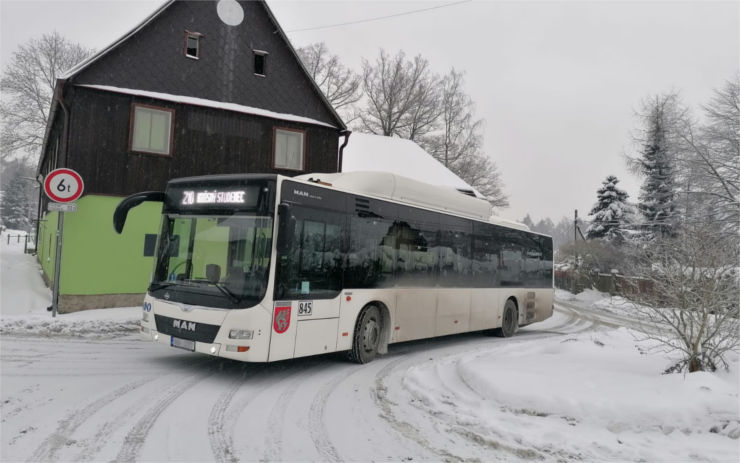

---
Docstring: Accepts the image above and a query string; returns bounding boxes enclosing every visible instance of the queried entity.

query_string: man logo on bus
[273,305,291,334]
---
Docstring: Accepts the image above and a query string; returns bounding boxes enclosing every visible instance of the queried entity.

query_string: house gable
[69,0,343,129]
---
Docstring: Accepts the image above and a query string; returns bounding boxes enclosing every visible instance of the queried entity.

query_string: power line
[285,0,472,33]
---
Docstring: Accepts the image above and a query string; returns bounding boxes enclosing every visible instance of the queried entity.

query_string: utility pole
[573,209,579,294]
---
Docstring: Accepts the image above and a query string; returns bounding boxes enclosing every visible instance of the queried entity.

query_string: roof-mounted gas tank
[295,171,494,221]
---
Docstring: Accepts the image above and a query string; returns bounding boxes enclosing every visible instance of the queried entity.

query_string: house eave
[76,84,339,129]
[36,79,66,177]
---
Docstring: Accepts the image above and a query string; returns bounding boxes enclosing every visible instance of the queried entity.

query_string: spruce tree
[0,174,34,231]
[637,97,678,238]
[521,214,535,229]
[586,175,630,243]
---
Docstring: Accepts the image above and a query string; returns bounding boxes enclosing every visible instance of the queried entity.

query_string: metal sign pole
[51,211,64,318]
[43,168,84,318]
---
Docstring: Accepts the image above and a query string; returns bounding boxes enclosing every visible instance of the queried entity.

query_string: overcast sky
[1,0,738,224]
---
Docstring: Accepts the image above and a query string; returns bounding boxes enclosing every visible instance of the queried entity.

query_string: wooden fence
[555,269,653,296]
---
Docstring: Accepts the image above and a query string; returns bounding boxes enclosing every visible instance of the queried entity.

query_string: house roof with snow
[57,0,344,130]
[340,133,484,199]
[38,0,348,177]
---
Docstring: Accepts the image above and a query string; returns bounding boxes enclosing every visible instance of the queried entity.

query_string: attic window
[185,32,202,59]
[253,50,268,76]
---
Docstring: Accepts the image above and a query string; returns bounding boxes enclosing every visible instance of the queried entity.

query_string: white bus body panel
[294,318,339,357]
[436,289,472,336]
[268,297,342,361]
[471,289,503,329]
[395,289,438,342]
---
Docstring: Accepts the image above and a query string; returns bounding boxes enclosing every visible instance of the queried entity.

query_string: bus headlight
[229,329,254,340]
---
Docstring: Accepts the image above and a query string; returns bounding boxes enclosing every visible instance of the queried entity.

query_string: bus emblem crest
[273,305,291,333]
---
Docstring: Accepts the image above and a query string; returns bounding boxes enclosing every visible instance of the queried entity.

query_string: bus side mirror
[277,203,295,254]
[113,191,165,234]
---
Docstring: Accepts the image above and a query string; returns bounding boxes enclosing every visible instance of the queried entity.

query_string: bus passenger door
[270,203,345,360]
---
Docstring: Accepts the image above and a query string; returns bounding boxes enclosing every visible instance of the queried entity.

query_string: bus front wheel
[349,305,381,364]
[494,299,518,338]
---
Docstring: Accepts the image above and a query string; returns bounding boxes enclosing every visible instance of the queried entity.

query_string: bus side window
[276,207,345,299]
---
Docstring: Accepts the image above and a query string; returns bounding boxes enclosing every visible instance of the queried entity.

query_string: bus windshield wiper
[149,281,182,291]
[212,282,242,304]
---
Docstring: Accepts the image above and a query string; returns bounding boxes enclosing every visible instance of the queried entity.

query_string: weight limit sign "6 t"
[44,168,84,203]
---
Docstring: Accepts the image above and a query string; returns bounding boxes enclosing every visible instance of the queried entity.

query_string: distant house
[35,0,346,311]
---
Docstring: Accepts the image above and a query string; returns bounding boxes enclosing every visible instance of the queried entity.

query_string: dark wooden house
[35,0,347,311]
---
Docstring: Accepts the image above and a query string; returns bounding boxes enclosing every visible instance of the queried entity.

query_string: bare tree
[624,224,739,373]
[296,42,361,123]
[452,150,508,208]
[0,32,94,163]
[422,69,507,208]
[359,49,441,140]
[422,70,481,165]
[675,76,740,235]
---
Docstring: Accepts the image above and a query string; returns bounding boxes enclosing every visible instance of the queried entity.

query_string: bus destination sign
[182,190,246,206]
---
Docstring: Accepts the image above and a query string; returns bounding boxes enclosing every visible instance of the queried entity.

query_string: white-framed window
[130,104,174,155]
[273,128,305,171]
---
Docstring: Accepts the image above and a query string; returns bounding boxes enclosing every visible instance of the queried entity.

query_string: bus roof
[293,171,531,232]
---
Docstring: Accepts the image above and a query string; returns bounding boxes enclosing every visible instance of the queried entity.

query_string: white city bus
[114,171,553,363]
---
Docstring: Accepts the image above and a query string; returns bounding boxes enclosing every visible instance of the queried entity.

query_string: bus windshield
[150,215,273,308]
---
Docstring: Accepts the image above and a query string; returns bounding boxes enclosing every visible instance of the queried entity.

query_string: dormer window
[253,50,268,76]
[184,32,202,59]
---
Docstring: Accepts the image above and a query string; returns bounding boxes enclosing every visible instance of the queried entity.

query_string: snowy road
[3,239,737,462]
[0,305,606,463]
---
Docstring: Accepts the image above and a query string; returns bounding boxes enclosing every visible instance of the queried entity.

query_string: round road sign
[44,168,84,203]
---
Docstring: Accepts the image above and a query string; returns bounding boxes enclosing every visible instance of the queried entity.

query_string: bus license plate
[171,336,195,351]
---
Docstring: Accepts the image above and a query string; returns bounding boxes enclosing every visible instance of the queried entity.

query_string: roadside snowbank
[0,307,140,338]
[400,326,740,462]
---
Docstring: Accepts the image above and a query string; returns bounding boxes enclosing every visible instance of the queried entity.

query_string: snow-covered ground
[1,233,738,462]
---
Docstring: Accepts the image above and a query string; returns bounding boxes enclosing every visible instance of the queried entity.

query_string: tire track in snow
[554,302,621,331]
[372,355,464,462]
[207,369,274,463]
[114,370,215,463]
[307,365,358,463]
[207,375,244,463]
[369,309,597,462]
[28,377,154,463]
[260,363,321,462]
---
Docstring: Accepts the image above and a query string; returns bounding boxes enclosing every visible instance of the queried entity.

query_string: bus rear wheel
[349,305,381,364]
[494,299,518,338]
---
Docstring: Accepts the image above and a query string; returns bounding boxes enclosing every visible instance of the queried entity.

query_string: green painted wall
[37,210,59,283]
[39,195,162,295]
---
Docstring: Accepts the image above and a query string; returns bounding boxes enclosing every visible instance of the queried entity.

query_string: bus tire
[494,299,518,338]
[349,305,381,364]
